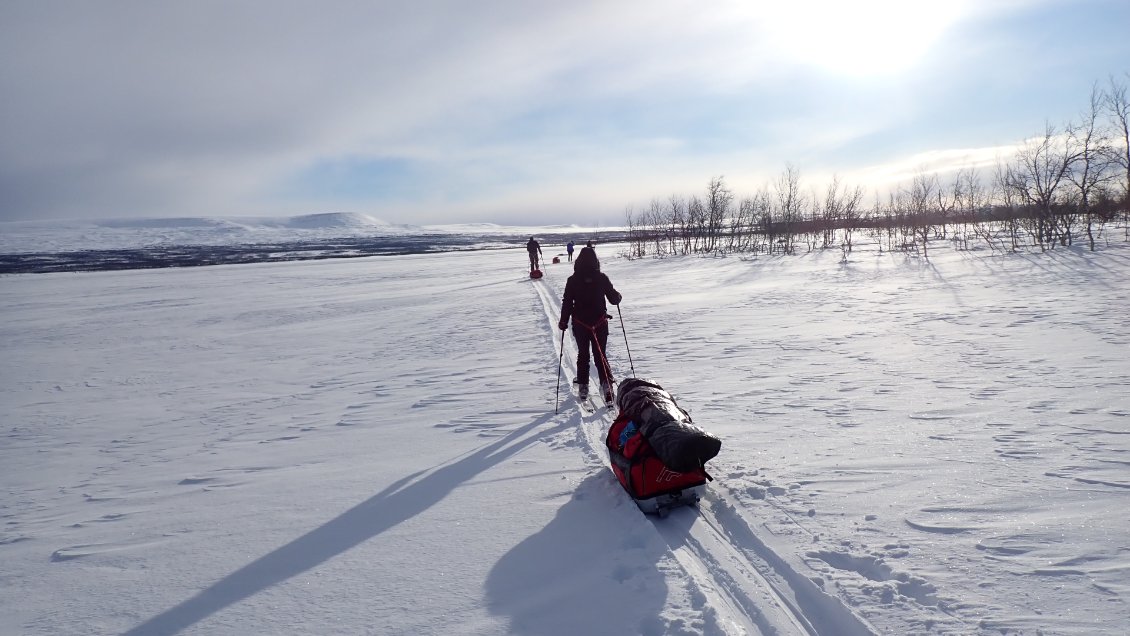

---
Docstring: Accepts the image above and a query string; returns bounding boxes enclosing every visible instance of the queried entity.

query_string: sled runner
[605,378,721,516]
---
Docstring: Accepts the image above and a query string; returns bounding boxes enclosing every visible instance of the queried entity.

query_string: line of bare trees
[624,75,1130,259]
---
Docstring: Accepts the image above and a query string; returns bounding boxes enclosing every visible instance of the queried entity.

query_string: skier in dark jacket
[558,246,622,402]
[526,237,543,272]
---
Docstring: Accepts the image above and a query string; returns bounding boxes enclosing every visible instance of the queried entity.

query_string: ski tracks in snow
[531,274,873,636]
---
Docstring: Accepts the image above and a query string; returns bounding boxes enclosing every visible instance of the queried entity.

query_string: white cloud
[0,0,1125,223]
[755,0,973,77]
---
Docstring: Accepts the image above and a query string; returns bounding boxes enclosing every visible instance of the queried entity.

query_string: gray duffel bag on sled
[616,378,721,472]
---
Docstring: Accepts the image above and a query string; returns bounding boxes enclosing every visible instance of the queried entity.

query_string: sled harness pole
[575,315,615,393]
[616,304,636,378]
[554,327,565,414]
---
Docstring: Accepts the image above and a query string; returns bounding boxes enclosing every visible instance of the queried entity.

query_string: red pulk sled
[605,378,721,516]
[529,269,544,279]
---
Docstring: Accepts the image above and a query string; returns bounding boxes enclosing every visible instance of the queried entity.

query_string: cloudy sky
[2,1,1128,226]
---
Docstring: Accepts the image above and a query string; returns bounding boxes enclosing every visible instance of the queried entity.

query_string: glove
[609,291,622,306]
[558,319,568,331]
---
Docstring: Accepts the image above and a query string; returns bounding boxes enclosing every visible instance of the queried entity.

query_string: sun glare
[761,0,967,76]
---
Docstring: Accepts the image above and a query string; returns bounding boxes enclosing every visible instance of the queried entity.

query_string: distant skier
[526,236,543,272]
[559,246,622,402]
[566,241,575,262]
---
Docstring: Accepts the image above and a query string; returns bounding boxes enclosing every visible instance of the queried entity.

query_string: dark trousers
[529,252,539,271]
[573,321,610,387]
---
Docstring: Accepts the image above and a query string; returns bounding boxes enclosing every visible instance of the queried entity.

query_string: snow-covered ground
[2,228,1128,635]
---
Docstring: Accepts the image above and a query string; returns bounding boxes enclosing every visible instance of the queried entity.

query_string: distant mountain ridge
[93,212,409,231]
[0,213,623,264]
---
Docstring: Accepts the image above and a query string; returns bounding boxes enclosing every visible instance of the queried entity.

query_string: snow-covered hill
[2,237,1128,634]
[61,212,401,230]
[0,214,602,255]
[0,213,417,253]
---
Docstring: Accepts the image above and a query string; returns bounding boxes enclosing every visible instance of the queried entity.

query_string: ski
[601,387,615,409]
[574,378,613,413]
[577,396,596,415]
[573,380,597,414]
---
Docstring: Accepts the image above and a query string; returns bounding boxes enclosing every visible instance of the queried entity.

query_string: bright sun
[760,0,968,76]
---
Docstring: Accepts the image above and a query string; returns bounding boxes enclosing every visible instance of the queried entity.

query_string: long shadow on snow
[126,412,567,636]
[486,472,670,636]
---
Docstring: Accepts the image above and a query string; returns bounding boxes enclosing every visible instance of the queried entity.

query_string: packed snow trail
[532,270,875,636]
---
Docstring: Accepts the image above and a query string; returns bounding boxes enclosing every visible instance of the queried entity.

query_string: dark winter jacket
[560,248,621,327]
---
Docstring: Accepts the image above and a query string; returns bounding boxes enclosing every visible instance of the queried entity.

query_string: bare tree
[686,195,706,253]
[819,177,842,249]
[905,169,939,257]
[840,181,866,253]
[1105,74,1130,237]
[643,198,664,256]
[815,175,865,252]
[804,184,821,252]
[705,176,733,253]
[773,164,804,255]
[993,157,1023,251]
[951,166,979,249]
[666,194,686,255]
[624,205,646,259]
[935,172,958,239]
[1068,83,1115,250]
[750,188,773,254]
[867,194,885,253]
[878,190,906,253]
[1008,122,1078,249]
[731,195,755,252]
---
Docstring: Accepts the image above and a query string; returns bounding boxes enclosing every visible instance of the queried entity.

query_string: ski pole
[554,327,565,413]
[589,320,616,404]
[616,304,636,378]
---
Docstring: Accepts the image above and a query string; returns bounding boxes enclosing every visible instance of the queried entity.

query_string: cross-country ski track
[531,274,875,636]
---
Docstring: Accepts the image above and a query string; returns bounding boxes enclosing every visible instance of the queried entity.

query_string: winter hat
[574,246,600,273]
